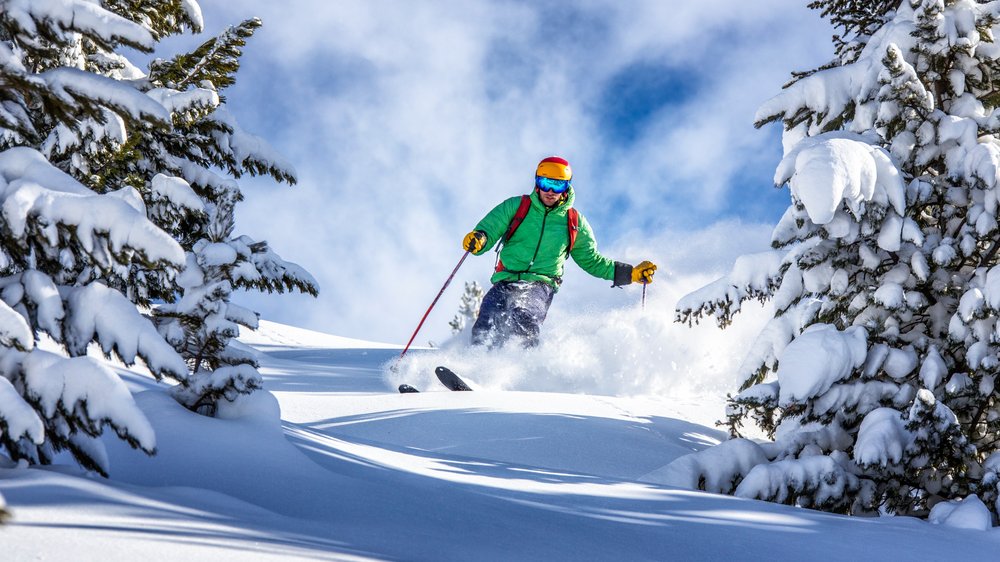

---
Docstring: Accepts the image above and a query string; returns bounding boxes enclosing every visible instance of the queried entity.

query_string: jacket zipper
[526,207,551,270]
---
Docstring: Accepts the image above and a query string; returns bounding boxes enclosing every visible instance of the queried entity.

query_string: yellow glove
[463,230,487,253]
[631,260,657,284]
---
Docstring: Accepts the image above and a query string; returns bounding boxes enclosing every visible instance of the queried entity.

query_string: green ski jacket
[471,189,630,290]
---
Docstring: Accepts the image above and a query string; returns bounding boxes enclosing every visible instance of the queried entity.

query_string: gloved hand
[631,260,657,284]
[463,230,487,253]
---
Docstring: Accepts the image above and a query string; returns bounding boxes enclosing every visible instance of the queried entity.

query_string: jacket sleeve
[471,196,521,255]
[570,212,632,285]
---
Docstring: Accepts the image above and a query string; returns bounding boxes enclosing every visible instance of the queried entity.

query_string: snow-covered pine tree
[0,0,199,474]
[449,281,485,334]
[673,0,1000,520]
[155,189,318,415]
[137,19,319,415]
[0,0,315,471]
[5,1,319,417]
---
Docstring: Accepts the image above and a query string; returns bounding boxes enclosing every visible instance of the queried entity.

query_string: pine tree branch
[977,239,1000,268]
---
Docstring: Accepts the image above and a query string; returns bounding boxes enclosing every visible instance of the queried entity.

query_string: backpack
[495,194,578,273]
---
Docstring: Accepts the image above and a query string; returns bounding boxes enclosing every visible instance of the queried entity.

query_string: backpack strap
[495,194,533,272]
[502,194,532,245]
[566,207,579,255]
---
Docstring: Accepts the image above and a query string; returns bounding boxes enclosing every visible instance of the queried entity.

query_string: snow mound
[639,438,767,493]
[929,495,992,531]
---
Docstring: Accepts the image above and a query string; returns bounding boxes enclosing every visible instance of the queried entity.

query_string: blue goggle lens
[535,176,570,193]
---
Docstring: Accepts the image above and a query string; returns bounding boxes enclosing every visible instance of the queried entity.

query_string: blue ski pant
[471,280,555,348]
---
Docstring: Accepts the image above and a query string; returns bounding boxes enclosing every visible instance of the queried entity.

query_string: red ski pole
[396,250,471,364]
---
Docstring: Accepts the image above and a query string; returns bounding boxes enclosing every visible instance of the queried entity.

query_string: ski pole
[396,250,471,364]
[641,280,647,311]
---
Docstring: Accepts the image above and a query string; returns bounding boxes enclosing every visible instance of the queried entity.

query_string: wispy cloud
[163,1,833,343]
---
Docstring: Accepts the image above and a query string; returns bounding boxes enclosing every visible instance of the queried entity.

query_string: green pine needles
[676,0,1000,521]
[0,0,317,475]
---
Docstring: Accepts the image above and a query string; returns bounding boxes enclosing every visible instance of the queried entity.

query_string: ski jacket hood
[471,188,618,289]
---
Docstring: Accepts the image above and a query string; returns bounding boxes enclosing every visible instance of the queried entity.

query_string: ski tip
[435,365,473,391]
[398,384,420,394]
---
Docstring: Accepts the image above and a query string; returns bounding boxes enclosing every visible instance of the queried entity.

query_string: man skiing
[463,156,657,348]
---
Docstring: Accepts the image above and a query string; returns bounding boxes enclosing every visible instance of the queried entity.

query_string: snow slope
[1,321,998,561]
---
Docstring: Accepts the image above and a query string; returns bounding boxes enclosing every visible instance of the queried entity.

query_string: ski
[435,366,472,391]
[398,367,472,393]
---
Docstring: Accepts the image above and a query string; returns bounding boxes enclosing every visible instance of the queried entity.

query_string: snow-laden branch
[22,349,155,453]
[0,375,42,444]
[42,68,171,126]
[63,283,188,380]
[776,133,905,226]
[0,0,155,51]
[776,324,868,406]
[0,147,186,268]
[675,250,785,328]
[210,107,297,184]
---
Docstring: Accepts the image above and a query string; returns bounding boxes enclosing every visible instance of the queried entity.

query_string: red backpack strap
[502,194,532,244]
[495,194,533,272]
[566,208,579,255]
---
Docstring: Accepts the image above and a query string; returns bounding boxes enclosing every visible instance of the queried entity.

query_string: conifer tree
[114,17,320,415]
[0,0,317,474]
[0,0,198,474]
[449,281,485,334]
[672,0,1000,520]
[155,188,317,415]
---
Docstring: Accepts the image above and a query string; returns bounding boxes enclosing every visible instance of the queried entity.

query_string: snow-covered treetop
[757,0,1000,151]
[807,0,899,61]
[149,16,258,92]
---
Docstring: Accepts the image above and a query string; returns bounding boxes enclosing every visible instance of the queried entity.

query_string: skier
[463,156,657,348]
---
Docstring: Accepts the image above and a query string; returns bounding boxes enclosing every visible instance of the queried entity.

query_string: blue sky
[155,1,835,344]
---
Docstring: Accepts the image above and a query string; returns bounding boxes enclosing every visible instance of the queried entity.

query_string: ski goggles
[535,176,571,193]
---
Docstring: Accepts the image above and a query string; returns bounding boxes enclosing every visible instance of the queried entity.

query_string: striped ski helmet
[535,156,572,181]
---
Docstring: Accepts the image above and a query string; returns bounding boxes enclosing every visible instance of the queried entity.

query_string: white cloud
[159,1,834,343]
